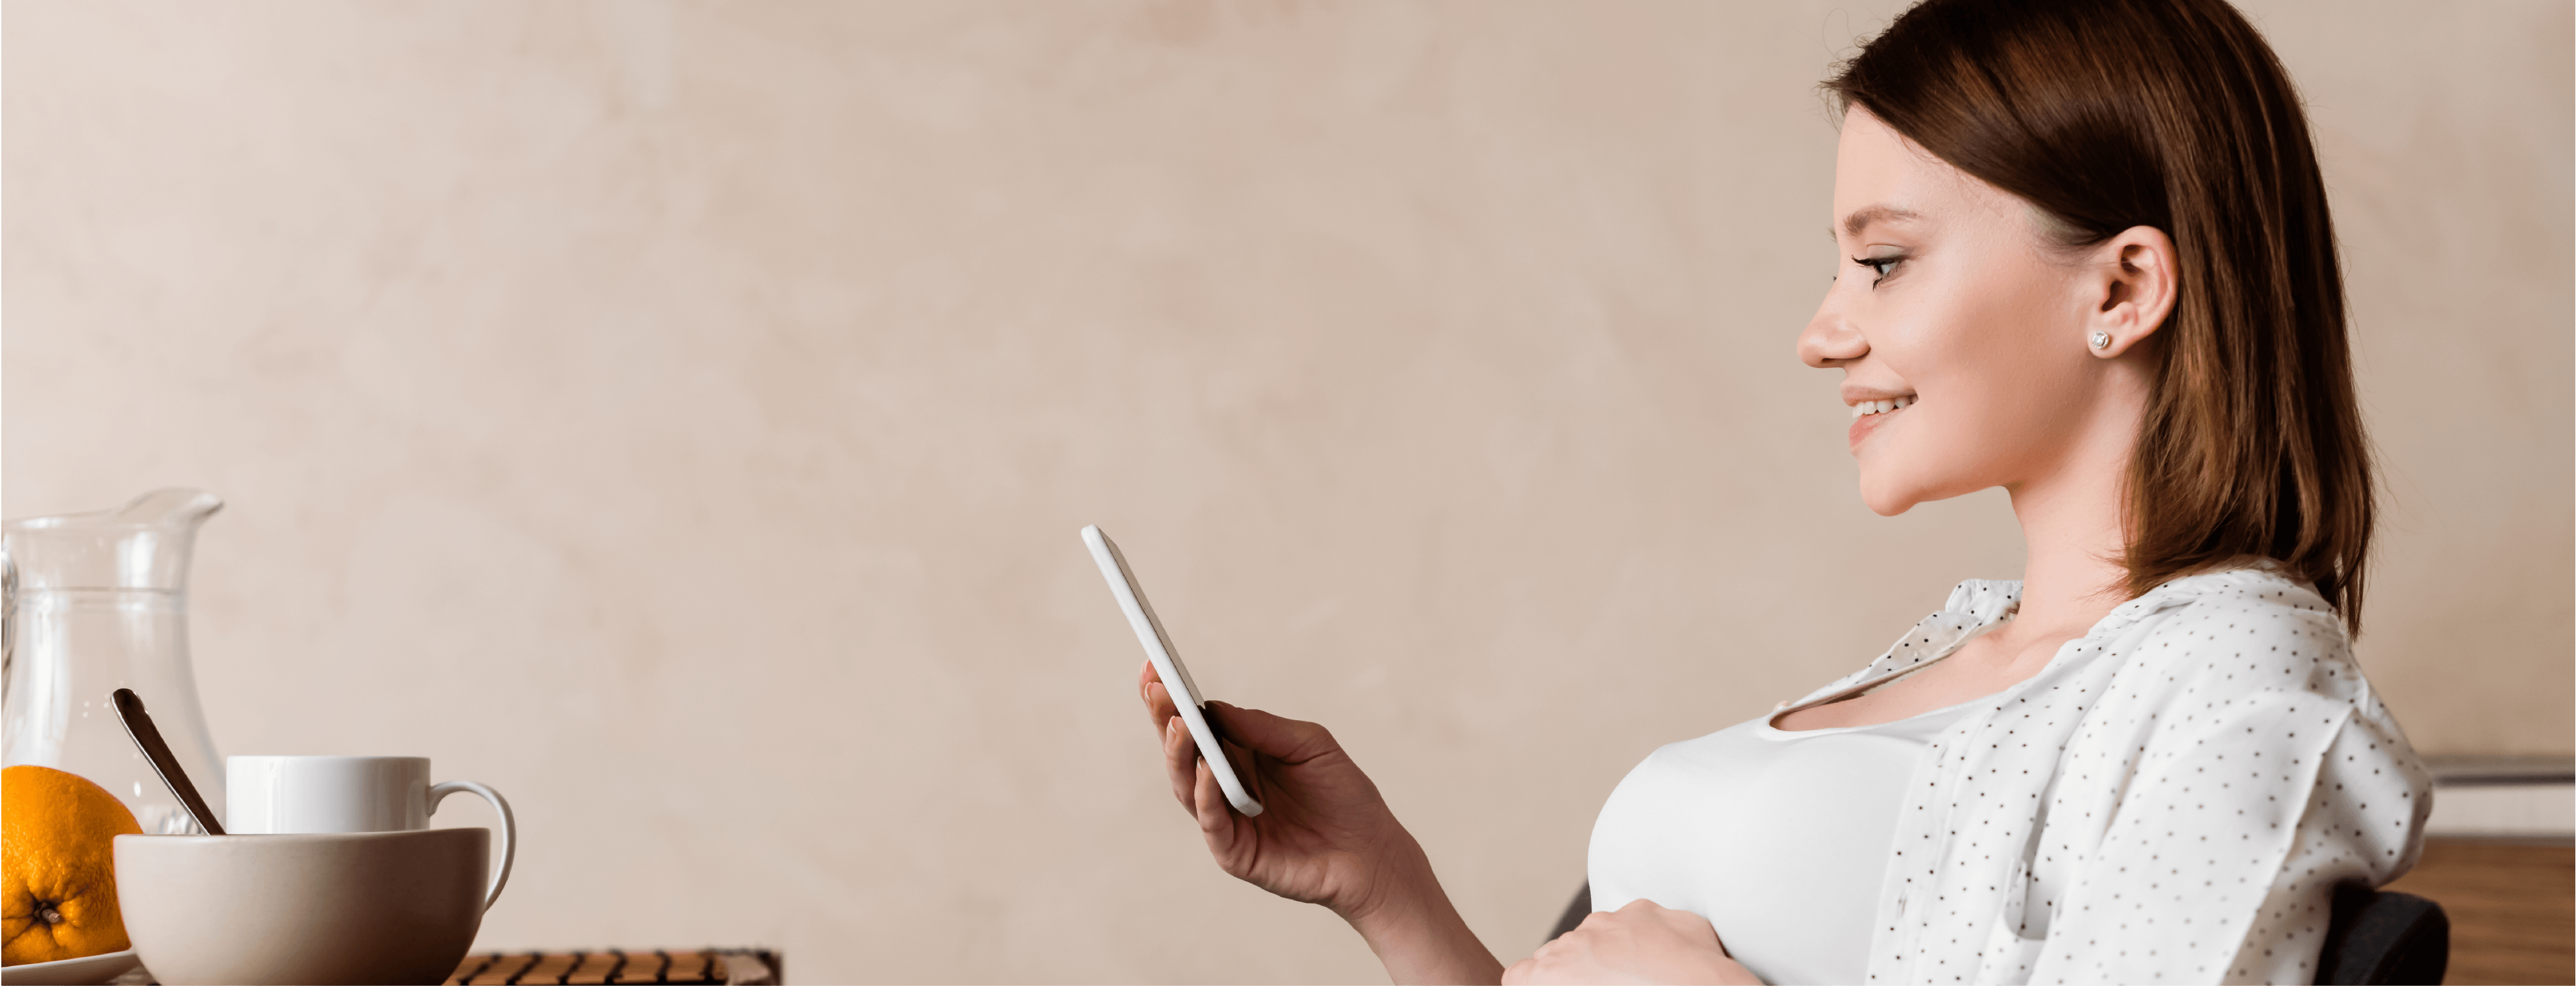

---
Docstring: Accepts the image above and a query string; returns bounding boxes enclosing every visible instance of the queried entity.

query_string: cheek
[1860,279,2088,503]
[1859,393,2036,511]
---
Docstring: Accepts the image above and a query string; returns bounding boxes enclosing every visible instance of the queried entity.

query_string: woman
[1136,0,2429,982]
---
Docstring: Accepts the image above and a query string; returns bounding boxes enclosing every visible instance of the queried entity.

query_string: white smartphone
[1083,525,1264,817]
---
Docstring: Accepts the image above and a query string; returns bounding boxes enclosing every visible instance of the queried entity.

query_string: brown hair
[1825,0,2375,633]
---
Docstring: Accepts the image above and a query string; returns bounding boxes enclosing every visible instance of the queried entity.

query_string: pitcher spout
[110,488,225,532]
[5,487,224,592]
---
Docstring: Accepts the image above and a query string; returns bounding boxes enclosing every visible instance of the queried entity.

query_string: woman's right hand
[1137,661,1504,984]
[1136,660,1424,922]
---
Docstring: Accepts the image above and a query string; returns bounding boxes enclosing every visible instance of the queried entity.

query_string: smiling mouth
[1849,395,1917,418]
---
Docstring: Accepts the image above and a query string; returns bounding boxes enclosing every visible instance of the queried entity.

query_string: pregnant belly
[1586,723,1924,985]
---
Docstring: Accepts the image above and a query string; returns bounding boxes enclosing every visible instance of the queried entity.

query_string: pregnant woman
[1137,0,2428,982]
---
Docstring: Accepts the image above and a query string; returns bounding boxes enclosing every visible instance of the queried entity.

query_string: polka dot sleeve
[1853,566,2430,985]
[2027,693,2421,983]
[2215,676,2432,982]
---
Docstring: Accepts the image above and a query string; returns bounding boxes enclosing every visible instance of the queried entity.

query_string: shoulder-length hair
[1825,0,2375,633]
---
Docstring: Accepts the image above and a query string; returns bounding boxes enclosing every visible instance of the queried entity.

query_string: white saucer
[2,949,142,985]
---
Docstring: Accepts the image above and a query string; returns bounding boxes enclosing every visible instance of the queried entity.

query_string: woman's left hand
[1503,899,1762,985]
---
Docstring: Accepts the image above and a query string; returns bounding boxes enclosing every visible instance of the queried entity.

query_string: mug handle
[429,780,516,912]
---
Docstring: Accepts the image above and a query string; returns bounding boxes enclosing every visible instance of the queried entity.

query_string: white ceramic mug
[226,755,515,910]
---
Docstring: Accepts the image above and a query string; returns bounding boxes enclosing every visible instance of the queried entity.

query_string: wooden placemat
[445,949,780,985]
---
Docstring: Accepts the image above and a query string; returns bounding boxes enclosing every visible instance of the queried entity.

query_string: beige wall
[6,1,2566,981]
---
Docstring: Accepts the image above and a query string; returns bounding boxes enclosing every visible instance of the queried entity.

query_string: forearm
[1343,838,1505,985]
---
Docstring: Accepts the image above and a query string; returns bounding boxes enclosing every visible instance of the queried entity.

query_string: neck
[1995,353,2158,648]
[2001,449,2134,645]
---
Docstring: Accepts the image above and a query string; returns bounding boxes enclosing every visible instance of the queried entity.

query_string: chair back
[2313,882,2449,985]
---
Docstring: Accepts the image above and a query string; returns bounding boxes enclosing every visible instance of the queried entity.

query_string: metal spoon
[111,688,225,835]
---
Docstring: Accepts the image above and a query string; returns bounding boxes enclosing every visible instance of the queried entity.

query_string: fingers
[1138,660,1157,724]
[1162,714,1198,810]
[1141,665,1178,732]
[1503,952,1568,986]
[1618,898,1710,937]
[1651,904,1726,953]
[1192,754,1231,837]
[1151,672,1194,812]
[1203,701,1339,764]
[1521,935,1568,973]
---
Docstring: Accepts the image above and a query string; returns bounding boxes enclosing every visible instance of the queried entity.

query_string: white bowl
[114,828,487,985]
[0,947,141,985]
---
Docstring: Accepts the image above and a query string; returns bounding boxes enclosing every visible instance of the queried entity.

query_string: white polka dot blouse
[1790,565,2432,985]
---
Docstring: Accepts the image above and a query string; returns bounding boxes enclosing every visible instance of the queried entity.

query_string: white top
[1589,693,1983,985]
[1583,566,2430,985]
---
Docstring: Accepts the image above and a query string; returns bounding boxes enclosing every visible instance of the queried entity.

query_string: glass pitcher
[3,488,227,833]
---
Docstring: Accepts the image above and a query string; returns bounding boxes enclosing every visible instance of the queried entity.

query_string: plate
[2,949,142,985]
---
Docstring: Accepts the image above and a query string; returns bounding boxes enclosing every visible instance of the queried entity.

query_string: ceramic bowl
[114,828,487,985]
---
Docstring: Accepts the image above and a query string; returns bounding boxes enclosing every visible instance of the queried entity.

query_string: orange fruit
[2,765,142,965]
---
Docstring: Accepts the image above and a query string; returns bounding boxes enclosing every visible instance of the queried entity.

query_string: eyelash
[1852,255,1900,286]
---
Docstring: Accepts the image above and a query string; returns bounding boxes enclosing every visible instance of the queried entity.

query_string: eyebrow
[1833,205,1924,241]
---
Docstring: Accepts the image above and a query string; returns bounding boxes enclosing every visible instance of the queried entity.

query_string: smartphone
[1083,525,1264,817]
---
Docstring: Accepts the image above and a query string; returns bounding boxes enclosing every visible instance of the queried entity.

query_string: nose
[1798,287,1866,368]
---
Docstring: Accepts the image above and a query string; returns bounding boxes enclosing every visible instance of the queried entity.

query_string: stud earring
[2090,330,2112,350]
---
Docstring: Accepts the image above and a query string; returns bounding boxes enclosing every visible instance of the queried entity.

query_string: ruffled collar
[1815,563,2316,706]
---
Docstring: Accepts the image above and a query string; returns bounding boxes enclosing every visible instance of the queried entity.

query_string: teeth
[1849,396,1915,418]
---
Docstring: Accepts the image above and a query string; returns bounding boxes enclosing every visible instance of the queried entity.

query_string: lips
[1845,395,1914,452]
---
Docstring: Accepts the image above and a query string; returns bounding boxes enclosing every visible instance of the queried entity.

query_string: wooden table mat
[445,949,780,985]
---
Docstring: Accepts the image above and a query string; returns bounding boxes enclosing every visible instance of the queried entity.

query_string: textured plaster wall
[5,1,2567,981]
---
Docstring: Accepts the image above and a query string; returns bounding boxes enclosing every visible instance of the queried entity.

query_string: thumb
[1205,702,1340,764]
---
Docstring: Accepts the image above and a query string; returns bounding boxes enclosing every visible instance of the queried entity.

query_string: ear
[2083,225,2179,358]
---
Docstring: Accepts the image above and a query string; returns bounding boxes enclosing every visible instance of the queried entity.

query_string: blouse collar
[1835,563,2317,700]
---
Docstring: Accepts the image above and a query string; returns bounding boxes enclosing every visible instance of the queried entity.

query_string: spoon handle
[111,688,225,835]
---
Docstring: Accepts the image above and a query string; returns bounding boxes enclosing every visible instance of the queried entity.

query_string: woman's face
[1798,108,2121,516]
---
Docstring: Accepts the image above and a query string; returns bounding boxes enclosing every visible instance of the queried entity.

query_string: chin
[1858,461,1994,516]
[1854,468,1941,517]
[1860,489,1919,517]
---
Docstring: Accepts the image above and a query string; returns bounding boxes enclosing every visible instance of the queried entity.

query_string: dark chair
[2312,881,2449,985]
[1545,880,2446,985]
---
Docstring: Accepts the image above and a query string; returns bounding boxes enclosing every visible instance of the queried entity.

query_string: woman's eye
[1852,254,1903,286]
